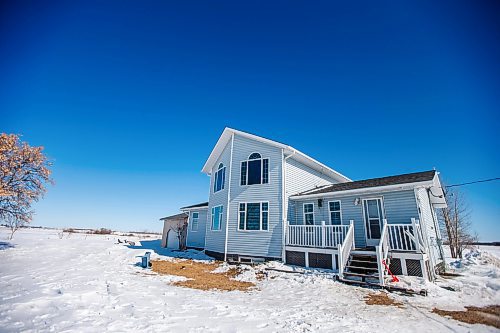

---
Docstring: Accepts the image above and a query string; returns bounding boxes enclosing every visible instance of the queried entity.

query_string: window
[213,163,225,193]
[191,212,199,231]
[328,201,342,225]
[363,198,384,240]
[303,203,314,225]
[211,206,223,230]
[240,153,269,186]
[238,202,269,231]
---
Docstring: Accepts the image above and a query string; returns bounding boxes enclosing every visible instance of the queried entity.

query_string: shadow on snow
[0,241,15,250]
[126,239,214,261]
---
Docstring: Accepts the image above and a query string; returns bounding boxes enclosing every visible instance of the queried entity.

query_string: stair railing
[411,218,426,253]
[375,219,390,286]
[337,220,355,279]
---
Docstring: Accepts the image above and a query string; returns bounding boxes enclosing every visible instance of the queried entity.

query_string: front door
[363,198,384,247]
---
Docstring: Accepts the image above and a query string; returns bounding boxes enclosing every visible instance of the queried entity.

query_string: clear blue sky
[1,1,499,239]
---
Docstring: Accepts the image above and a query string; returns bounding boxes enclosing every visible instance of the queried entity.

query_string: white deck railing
[386,218,425,252]
[376,218,425,286]
[376,219,390,286]
[338,220,355,279]
[286,222,350,248]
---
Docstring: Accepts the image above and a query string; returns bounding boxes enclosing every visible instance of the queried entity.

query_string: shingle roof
[295,170,437,196]
[180,202,209,209]
[159,212,188,221]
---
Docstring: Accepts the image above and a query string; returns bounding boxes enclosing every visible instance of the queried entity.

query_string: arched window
[248,153,261,160]
[214,163,225,192]
[240,153,269,185]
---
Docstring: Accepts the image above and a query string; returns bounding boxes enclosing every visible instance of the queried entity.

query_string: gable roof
[293,170,438,197]
[180,202,209,210]
[201,128,351,182]
[159,212,188,221]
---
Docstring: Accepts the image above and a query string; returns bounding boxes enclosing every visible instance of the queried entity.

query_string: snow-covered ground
[0,228,498,333]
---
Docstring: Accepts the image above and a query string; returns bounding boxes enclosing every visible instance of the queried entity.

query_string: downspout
[281,148,296,262]
[223,133,234,261]
[204,175,211,251]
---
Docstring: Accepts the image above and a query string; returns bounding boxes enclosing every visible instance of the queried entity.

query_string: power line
[445,177,500,188]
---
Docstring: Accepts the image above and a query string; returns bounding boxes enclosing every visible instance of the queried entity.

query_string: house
[163,128,447,285]
[180,202,208,250]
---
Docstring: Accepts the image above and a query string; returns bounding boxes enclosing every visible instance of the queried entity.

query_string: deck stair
[341,250,381,285]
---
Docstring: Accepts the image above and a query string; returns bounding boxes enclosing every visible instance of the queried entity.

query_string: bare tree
[0,134,53,239]
[169,218,188,251]
[438,188,477,259]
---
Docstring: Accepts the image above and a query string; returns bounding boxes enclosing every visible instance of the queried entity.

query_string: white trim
[213,164,226,193]
[303,202,315,226]
[281,148,286,261]
[201,127,351,182]
[239,154,269,186]
[290,180,435,200]
[224,133,234,261]
[181,206,209,212]
[211,205,224,231]
[327,200,342,225]
[362,197,385,246]
[190,212,199,232]
[414,188,437,279]
[237,201,270,231]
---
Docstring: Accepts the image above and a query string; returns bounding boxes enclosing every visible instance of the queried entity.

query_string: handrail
[376,219,390,286]
[338,220,355,279]
[386,220,425,253]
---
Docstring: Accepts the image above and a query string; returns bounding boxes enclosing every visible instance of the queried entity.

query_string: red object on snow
[382,260,399,283]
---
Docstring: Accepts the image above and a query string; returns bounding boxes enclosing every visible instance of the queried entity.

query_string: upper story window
[240,153,269,186]
[191,212,199,231]
[303,203,314,225]
[213,163,225,193]
[328,201,342,225]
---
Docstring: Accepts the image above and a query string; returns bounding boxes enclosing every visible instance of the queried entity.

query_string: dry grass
[432,305,500,329]
[364,292,404,308]
[151,260,255,292]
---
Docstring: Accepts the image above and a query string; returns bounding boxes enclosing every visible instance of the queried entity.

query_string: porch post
[411,218,420,253]
[321,221,326,248]
[283,220,288,263]
[337,243,343,278]
[350,220,355,249]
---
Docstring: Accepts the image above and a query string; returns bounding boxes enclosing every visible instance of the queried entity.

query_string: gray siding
[416,188,443,264]
[226,134,283,258]
[205,140,231,253]
[285,158,339,196]
[186,208,208,249]
[285,158,340,225]
[291,190,420,248]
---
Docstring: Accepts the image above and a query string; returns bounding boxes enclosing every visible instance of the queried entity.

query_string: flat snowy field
[0,228,498,333]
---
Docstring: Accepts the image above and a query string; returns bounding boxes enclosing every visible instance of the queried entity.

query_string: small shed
[160,212,188,250]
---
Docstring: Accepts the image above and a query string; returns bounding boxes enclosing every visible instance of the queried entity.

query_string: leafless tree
[438,188,477,259]
[0,134,53,239]
[169,218,187,251]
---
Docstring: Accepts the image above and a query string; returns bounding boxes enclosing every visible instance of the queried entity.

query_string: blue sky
[1,1,499,239]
